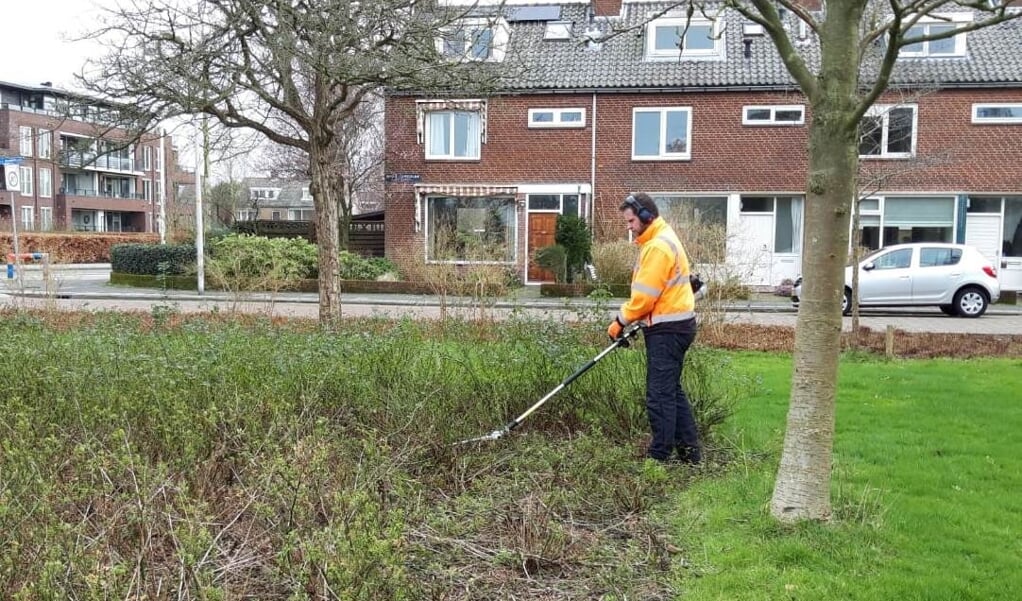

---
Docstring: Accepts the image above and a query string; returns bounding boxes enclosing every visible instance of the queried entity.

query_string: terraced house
[0,80,189,234]
[383,0,1022,292]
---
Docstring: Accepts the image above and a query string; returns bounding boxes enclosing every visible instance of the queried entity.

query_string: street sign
[385,173,421,183]
[0,164,20,191]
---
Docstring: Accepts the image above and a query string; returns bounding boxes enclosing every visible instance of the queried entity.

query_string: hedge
[0,233,158,263]
[110,243,197,275]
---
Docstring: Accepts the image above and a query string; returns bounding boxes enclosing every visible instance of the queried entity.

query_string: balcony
[59,187,147,201]
[60,151,145,173]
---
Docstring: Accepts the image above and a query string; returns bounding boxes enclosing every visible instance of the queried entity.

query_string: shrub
[555,215,592,283]
[110,243,196,275]
[590,240,636,285]
[205,234,316,290]
[339,251,396,280]
[535,244,567,282]
[2,233,159,263]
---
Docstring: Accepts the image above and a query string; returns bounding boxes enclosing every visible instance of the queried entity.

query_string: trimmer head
[454,428,509,446]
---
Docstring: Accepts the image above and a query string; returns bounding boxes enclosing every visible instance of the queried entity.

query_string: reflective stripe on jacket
[617,216,695,326]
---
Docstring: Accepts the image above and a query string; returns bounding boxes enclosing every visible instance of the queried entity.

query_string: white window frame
[859,104,918,159]
[528,108,586,129]
[39,168,52,198]
[425,110,482,160]
[899,13,971,58]
[971,103,1022,124]
[645,17,725,61]
[19,126,33,157]
[37,130,52,159]
[40,207,53,231]
[437,17,510,63]
[21,206,34,231]
[632,107,692,161]
[236,209,257,221]
[288,208,314,220]
[742,105,806,126]
[143,180,153,201]
[19,167,32,196]
[143,146,153,170]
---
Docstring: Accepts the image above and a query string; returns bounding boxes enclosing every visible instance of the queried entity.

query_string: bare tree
[79,0,516,324]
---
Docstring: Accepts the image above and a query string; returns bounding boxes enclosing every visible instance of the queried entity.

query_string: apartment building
[0,80,190,234]
[383,0,1022,292]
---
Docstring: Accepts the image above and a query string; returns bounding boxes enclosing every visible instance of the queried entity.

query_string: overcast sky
[1,1,109,89]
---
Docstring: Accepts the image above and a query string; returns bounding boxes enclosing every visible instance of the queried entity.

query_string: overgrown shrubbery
[339,250,395,280]
[1,232,159,263]
[0,311,749,599]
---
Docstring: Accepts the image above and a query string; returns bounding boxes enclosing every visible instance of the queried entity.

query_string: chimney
[592,0,622,17]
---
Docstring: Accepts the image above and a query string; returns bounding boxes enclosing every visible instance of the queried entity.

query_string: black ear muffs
[624,195,654,225]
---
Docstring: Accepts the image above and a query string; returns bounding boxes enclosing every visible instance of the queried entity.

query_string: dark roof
[496,3,1022,92]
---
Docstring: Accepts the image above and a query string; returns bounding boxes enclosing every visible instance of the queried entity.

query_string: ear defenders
[624,195,655,225]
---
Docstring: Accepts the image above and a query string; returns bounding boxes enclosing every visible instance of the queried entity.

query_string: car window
[872,248,913,270]
[920,247,962,267]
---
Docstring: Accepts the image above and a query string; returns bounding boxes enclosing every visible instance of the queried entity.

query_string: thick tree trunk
[311,143,342,325]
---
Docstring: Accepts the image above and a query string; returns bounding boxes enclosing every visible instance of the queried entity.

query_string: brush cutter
[454,323,642,445]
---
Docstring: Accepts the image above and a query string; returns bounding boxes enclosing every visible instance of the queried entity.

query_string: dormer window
[438,18,510,62]
[645,17,724,60]
[900,14,971,57]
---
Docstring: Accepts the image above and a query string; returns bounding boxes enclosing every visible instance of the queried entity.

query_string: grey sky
[1,1,108,88]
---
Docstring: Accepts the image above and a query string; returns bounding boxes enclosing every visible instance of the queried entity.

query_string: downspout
[590,92,597,223]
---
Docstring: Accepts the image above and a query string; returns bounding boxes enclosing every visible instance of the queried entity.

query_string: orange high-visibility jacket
[617,217,696,327]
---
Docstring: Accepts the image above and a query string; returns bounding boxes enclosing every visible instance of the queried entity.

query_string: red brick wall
[386,88,1022,269]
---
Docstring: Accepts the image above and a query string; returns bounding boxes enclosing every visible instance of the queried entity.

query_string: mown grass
[674,353,1022,601]
[2,309,1017,600]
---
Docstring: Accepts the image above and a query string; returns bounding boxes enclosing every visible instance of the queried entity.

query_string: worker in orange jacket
[607,193,701,464]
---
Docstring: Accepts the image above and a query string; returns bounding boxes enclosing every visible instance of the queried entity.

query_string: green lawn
[673,354,1022,601]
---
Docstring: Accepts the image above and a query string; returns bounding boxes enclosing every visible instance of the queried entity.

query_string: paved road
[3,264,1020,335]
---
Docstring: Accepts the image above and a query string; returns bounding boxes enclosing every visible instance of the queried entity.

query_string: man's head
[619,193,659,235]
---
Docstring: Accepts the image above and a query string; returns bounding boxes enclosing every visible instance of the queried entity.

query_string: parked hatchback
[791,243,1001,317]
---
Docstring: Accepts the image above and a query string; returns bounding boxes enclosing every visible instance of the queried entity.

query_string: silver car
[792,243,1001,317]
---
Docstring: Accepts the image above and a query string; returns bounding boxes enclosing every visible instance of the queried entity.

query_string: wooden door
[528,213,558,282]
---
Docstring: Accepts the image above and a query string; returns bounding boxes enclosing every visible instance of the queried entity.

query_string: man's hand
[607,317,628,346]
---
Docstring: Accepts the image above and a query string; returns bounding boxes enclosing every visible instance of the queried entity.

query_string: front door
[527,213,558,282]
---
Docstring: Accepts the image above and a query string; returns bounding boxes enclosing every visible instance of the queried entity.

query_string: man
[607,193,701,464]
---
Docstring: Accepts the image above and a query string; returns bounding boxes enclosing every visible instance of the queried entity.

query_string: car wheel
[939,305,956,316]
[841,289,852,316]
[953,287,988,318]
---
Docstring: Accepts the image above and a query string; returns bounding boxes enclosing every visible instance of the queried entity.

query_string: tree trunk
[770,107,856,522]
[311,142,342,325]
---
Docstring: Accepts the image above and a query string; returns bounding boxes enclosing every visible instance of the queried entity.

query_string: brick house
[0,80,191,235]
[384,0,1022,291]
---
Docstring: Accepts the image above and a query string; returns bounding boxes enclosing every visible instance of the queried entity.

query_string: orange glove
[607,317,625,343]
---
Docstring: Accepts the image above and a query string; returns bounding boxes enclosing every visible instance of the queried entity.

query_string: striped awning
[414,183,517,197]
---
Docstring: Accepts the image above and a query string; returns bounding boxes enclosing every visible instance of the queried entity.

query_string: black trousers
[644,328,701,462]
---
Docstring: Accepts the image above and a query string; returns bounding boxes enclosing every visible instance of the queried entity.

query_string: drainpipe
[590,92,597,223]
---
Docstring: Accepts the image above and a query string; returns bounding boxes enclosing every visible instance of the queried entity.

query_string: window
[289,208,314,220]
[742,195,804,253]
[972,103,1022,124]
[528,108,586,128]
[645,17,724,60]
[632,107,692,160]
[426,111,482,160]
[271,210,282,220]
[144,146,153,170]
[19,127,33,156]
[438,18,509,62]
[21,206,34,231]
[970,195,1022,258]
[920,247,962,267]
[900,14,971,58]
[527,194,579,215]
[37,130,51,159]
[882,196,955,245]
[236,209,257,221]
[40,207,53,231]
[743,105,805,126]
[301,188,312,201]
[427,196,517,262]
[19,167,32,196]
[872,248,912,269]
[143,180,153,201]
[39,168,52,198]
[653,195,729,262]
[859,105,917,158]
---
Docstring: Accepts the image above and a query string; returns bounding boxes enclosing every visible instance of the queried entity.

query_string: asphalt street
[3,264,1021,335]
